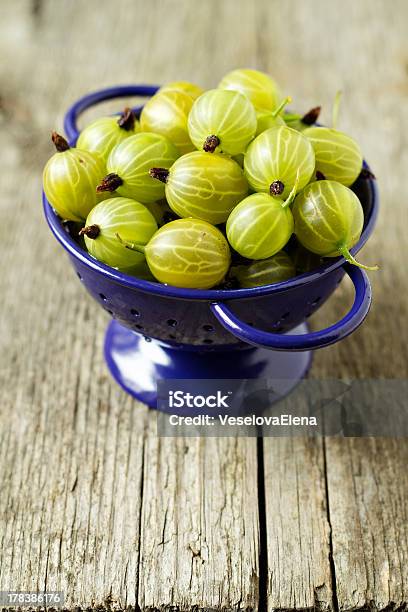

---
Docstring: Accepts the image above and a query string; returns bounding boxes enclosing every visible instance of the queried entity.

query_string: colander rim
[43,167,378,301]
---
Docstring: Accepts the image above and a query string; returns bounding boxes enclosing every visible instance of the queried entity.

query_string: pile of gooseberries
[43,69,378,291]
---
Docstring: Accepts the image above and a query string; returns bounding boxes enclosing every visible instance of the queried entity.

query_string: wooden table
[1,1,407,609]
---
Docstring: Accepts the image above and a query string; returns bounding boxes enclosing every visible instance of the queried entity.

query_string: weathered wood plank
[261,0,408,610]
[139,433,259,611]
[263,438,333,612]
[326,438,408,612]
[0,1,262,609]
[0,280,147,610]
[0,6,151,607]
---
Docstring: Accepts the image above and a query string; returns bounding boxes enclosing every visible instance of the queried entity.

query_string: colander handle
[63,84,159,144]
[210,263,372,352]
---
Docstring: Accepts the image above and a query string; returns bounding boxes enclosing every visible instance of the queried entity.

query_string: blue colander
[43,85,378,407]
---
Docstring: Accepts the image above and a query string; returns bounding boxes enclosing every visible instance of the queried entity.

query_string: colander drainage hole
[130,309,140,317]
[169,334,177,340]
[202,324,214,332]
[203,338,213,344]
[77,272,83,281]
[99,293,107,302]
[167,319,178,327]
[105,308,113,316]
[135,324,144,330]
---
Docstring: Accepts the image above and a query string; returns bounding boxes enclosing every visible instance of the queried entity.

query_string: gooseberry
[226,174,299,259]
[233,153,244,168]
[144,199,178,226]
[244,125,315,199]
[292,180,378,270]
[43,132,106,222]
[230,251,295,288]
[159,81,204,100]
[140,90,195,154]
[289,242,324,274]
[96,133,180,203]
[80,197,157,276]
[218,68,281,112]
[76,108,139,164]
[303,126,363,186]
[255,97,291,136]
[120,218,231,289]
[302,91,362,185]
[149,151,248,225]
[188,89,257,155]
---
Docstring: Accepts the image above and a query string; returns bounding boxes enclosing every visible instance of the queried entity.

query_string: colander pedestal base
[104,320,312,409]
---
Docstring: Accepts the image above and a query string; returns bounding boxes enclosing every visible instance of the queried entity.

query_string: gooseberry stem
[149,167,170,183]
[203,135,220,153]
[116,233,146,254]
[281,169,300,208]
[52,132,70,152]
[96,173,123,192]
[117,107,136,131]
[272,96,292,118]
[332,90,342,129]
[338,244,379,271]
[79,224,100,239]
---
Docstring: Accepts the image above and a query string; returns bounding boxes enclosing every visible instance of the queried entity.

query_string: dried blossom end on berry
[79,224,100,239]
[96,173,123,192]
[52,132,70,152]
[203,135,220,153]
[270,180,285,196]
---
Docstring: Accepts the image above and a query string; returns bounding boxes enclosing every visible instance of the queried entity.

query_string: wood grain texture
[0,1,261,609]
[139,433,259,611]
[0,0,407,610]
[326,439,408,612]
[260,1,408,610]
[263,438,333,612]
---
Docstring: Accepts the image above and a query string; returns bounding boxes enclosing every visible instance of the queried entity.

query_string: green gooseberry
[226,175,299,260]
[43,132,106,222]
[96,133,180,203]
[288,242,324,274]
[140,90,195,155]
[118,218,231,289]
[80,197,158,276]
[230,251,296,288]
[149,151,248,225]
[76,108,139,164]
[303,126,363,186]
[255,96,291,136]
[244,126,315,199]
[159,80,204,100]
[218,68,281,112]
[188,89,257,156]
[292,180,378,270]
